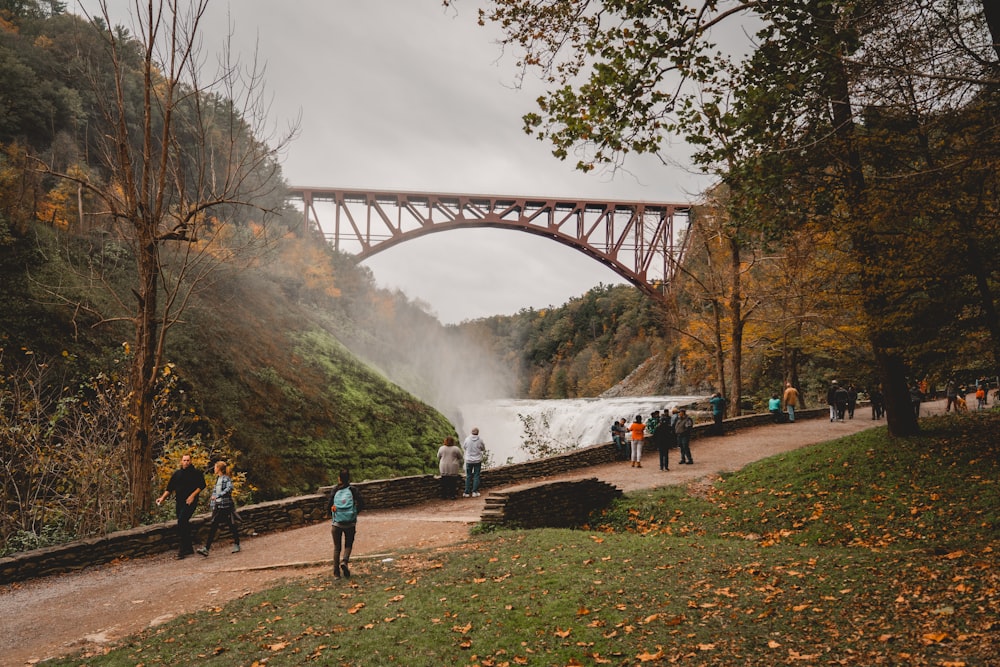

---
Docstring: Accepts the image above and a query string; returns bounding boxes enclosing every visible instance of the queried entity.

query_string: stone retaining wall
[480,478,623,528]
[0,406,830,585]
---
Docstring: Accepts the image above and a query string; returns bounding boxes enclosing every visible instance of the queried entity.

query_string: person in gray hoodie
[462,427,487,497]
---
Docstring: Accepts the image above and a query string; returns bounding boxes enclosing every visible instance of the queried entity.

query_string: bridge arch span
[286,187,691,301]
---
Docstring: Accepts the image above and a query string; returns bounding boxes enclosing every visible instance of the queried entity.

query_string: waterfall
[454,394,707,466]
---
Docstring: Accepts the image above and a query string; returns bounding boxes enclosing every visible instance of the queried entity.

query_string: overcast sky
[80,1,714,323]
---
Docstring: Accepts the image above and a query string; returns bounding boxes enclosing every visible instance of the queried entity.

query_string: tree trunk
[126,235,160,523]
[826,37,919,436]
[711,298,727,406]
[982,0,1000,62]
[727,235,743,417]
[877,345,919,436]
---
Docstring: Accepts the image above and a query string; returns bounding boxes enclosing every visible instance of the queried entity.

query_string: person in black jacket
[653,409,675,471]
[156,454,206,559]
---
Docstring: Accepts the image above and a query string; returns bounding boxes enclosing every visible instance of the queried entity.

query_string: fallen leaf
[554,628,572,638]
[268,642,288,651]
[636,649,664,661]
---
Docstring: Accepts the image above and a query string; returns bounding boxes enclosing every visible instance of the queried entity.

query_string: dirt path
[1,401,945,665]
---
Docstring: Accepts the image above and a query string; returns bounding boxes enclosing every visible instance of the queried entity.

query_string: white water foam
[454,394,707,466]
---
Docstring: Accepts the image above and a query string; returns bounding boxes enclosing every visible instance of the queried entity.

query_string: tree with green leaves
[478,0,999,436]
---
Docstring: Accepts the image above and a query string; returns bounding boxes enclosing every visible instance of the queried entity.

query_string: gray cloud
[80,0,709,323]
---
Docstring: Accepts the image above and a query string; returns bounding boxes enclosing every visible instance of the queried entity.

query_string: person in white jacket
[462,428,487,497]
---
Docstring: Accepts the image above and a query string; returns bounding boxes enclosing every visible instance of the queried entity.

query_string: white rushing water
[453,394,708,466]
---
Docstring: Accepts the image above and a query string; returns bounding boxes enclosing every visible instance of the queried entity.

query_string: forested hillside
[0,2,464,553]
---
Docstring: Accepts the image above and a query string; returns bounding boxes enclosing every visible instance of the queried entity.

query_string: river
[453,394,708,466]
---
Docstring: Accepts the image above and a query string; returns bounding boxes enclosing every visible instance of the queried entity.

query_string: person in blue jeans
[462,427,487,497]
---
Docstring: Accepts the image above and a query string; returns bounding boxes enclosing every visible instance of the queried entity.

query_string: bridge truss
[286,187,691,300]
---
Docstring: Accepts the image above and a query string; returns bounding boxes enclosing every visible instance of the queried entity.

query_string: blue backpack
[332,486,358,524]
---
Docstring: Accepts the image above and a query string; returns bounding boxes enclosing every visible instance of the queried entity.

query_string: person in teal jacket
[709,392,726,435]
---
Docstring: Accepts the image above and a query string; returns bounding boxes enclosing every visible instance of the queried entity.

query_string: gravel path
[1,399,947,665]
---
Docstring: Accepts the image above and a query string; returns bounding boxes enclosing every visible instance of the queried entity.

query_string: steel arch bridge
[286,186,692,301]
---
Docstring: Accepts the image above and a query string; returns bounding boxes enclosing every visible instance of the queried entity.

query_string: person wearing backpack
[328,468,363,579]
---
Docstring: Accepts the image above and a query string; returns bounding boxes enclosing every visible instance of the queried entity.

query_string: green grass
[50,413,1000,666]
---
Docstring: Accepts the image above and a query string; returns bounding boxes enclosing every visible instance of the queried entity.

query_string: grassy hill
[0,226,455,502]
[44,412,999,666]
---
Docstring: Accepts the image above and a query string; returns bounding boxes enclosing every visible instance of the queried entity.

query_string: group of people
[825,381,860,422]
[945,378,995,413]
[610,408,695,471]
[435,428,487,500]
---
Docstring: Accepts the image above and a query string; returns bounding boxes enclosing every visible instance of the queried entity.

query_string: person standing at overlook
[462,428,487,498]
[611,417,628,460]
[437,436,464,500]
[674,408,694,465]
[709,392,726,435]
[628,415,645,468]
[782,382,800,423]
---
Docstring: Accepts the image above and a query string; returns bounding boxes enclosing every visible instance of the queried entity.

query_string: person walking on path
[827,381,839,422]
[945,379,959,413]
[627,415,646,468]
[782,382,800,422]
[437,436,464,500]
[674,408,695,464]
[975,383,987,410]
[869,385,885,419]
[328,468,363,578]
[462,428,487,497]
[156,454,206,560]
[833,383,849,421]
[709,392,726,435]
[847,384,859,419]
[196,461,241,557]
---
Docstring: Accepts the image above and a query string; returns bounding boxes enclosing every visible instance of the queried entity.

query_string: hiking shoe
[231,545,241,553]
[196,547,209,557]
[341,562,350,578]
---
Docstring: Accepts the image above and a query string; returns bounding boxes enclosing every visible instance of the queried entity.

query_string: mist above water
[455,394,707,466]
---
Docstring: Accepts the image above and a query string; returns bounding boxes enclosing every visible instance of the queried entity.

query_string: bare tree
[36,0,295,521]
